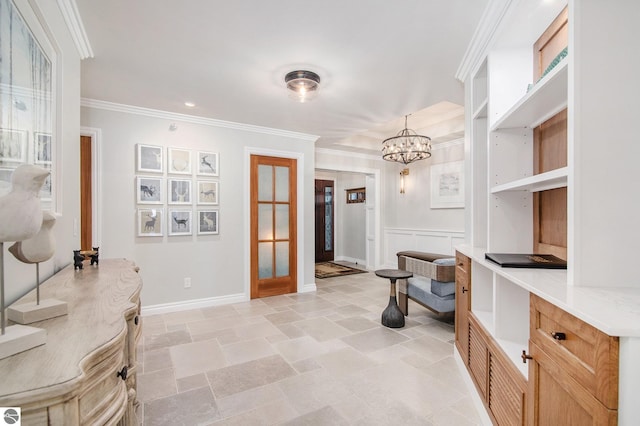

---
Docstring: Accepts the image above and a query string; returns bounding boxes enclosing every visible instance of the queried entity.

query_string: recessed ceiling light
[184,102,195,108]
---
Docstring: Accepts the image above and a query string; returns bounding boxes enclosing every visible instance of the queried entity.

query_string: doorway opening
[80,135,92,250]
[314,179,334,263]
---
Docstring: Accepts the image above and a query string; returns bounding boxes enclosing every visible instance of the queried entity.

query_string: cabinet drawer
[456,251,470,275]
[530,294,618,408]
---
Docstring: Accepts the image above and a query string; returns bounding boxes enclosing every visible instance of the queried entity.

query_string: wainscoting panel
[383,228,465,267]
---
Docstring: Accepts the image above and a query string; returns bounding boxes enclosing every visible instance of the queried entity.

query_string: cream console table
[0,259,142,425]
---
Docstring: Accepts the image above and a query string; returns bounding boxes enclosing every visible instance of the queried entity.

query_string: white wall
[384,140,465,230]
[81,104,316,308]
[336,172,366,263]
[4,0,81,305]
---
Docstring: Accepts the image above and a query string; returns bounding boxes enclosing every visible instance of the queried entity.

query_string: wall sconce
[400,168,409,194]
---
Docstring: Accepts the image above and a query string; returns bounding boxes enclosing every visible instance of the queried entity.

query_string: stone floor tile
[279,405,349,426]
[143,347,172,373]
[144,329,191,352]
[170,338,227,379]
[340,326,409,353]
[207,354,296,399]
[293,317,351,342]
[221,338,276,365]
[177,373,209,393]
[137,368,177,403]
[215,383,286,419]
[144,386,220,425]
[264,310,305,325]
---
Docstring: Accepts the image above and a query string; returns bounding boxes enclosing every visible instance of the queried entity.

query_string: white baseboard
[141,293,247,316]
[300,282,317,293]
[335,256,367,267]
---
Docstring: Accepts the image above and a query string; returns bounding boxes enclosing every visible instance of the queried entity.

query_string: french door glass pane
[258,165,273,201]
[275,166,289,202]
[275,242,289,277]
[258,242,273,279]
[275,204,289,239]
[258,204,273,240]
[324,187,333,251]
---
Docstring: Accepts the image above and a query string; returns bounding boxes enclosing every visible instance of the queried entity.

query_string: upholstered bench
[396,251,456,315]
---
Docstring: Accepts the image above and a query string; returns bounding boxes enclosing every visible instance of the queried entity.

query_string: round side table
[375,269,413,328]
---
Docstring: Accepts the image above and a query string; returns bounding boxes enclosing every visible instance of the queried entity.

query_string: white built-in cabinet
[457,0,640,424]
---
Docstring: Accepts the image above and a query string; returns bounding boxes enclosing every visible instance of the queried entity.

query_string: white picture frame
[169,209,192,236]
[198,210,219,235]
[137,208,163,236]
[136,176,163,204]
[34,132,52,165]
[168,147,192,174]
[168,178,192,205]
[197,180,218,205]
[0,129,27,163]
[137,144,163,173]
[430,160,465,209]
[196,151,219,176]
[39,171,52,201]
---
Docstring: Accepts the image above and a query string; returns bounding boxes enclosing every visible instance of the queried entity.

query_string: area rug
[315,262,368,279]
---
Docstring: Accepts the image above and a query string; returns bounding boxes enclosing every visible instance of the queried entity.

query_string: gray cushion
[433,257,456,266]
[407,277,455,313]
[430,279,455,297]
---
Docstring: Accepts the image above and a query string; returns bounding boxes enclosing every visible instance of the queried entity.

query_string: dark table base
[382,295,405,328]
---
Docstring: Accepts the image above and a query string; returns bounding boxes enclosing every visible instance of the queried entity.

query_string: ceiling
[76,0,487,155]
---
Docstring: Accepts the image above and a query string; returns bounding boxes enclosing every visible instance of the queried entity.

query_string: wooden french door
[314,179,334,262]
[250,155,297,298]
[80,135,92,250]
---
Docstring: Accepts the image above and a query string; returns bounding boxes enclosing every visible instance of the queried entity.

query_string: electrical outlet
[184,277,191,289]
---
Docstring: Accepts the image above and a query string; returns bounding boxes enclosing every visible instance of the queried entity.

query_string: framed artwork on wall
[1,0,56,211]
[168,179,191,205]
[0,129,27,164]
[197,180,218,205]
[430,160,465,209]
[346,187,366,204]
[198,210,218,235]
[168,147,192,174]
[197,151,218,176]
[137,208,163,236]
[169,209,192,236]
[137,144,163,173]
[34,132,52,165]
[136,176,163,204]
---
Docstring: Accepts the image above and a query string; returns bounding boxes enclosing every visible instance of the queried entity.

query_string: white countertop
[457,244,640,337]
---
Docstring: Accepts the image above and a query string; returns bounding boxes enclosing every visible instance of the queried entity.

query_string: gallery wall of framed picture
[136,144,219,237]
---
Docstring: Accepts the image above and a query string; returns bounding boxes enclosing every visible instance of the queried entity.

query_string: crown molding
[81,98,319,142]
[56,0,94,59]
[315,147,384,162]
[432,138,464,151]
[455,0,512,82]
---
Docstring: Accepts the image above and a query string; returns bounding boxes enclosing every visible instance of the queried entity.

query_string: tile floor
[137,269,482,425]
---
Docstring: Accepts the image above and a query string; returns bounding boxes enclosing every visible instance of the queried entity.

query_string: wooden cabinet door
[455,266,470,361]
[488,343,527,426]
[468,315,488,400]
[527,341,617,426]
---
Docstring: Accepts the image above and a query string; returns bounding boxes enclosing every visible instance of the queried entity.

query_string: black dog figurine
[73,250,84,270]
[90,247,99,266]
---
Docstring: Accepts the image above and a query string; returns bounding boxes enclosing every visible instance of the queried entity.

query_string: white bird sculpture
[9,210,57,264]
[0,165,50,243]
